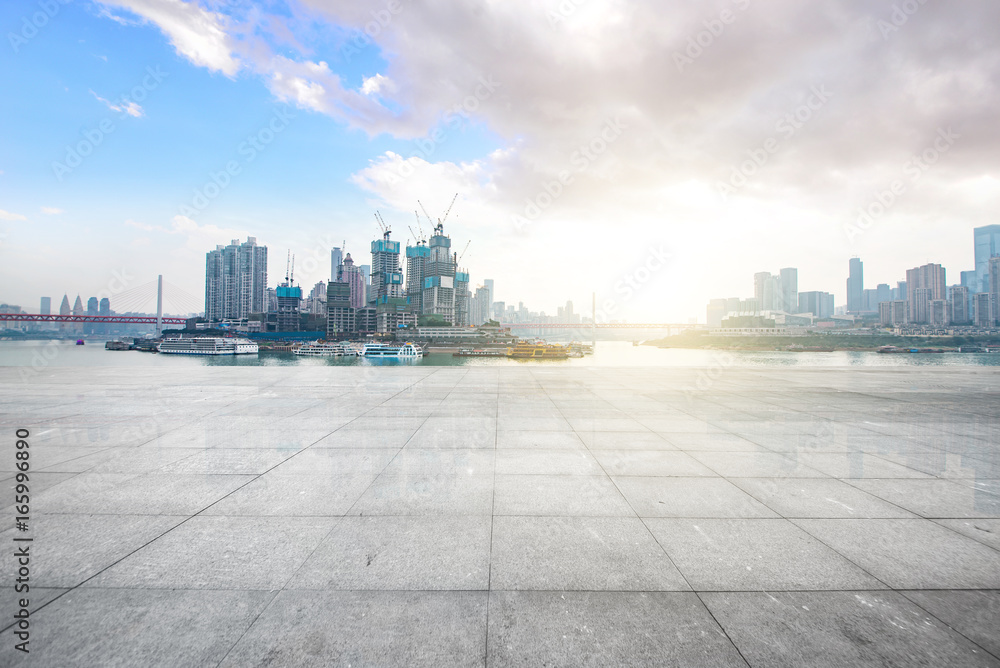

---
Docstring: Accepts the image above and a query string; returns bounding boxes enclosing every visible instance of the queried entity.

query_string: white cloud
[96,0,241,77]
[91,0,1000,320]
[41,207,64,215]
[90,90,144,118]
[0,209,27,221]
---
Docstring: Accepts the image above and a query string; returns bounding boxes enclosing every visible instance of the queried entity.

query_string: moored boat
[157,337,258,355]
[360,342,423,358]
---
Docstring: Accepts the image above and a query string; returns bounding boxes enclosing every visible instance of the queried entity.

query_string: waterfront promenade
[1,364,998,666]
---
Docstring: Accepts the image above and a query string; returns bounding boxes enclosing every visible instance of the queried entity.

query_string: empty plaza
[1,364,999,666]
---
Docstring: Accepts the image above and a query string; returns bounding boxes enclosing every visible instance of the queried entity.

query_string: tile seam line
[538,369,753,668]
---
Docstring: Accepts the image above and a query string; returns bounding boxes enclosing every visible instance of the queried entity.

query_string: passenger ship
[157,337,259,355]
[294,341,358,357]
[359,342,424,358]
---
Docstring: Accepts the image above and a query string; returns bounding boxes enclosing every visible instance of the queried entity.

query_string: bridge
[0,314,188,325]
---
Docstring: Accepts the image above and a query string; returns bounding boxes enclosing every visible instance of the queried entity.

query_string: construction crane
[289,254,296,286]
[408,224,421,247]
[413,211,424,240]
[374,211,391,241]
[284,250,291,286]
[456,240,471,266]
[417,200,434,229]
[441,193,458,224]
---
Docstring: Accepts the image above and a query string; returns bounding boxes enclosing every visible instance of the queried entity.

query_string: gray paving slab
[290,515,491,590]
[495,449,602,475]
[730,477,918,518]
[614,477,779,518]
[847,479,1000,518]
[932,518,1000,551]
[702,590,1000,667]
[593,449,717,476]
[200,472,376,516]
[350,473,495,515]
[218,590,488,667]
[490,516,689,591]
[494,474,634,516]
[0,589,275,668]
[495,429,584,449]
[795,519,1000,589]
[645,518,886,591]
[86,516,337,589]
[902,590,1000,658]
[32,472,256,515]
[487,591,746,667]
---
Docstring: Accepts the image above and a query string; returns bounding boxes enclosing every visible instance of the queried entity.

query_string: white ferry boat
[157,337,259,356]
[359,342,424,358]
[294,341,357,357]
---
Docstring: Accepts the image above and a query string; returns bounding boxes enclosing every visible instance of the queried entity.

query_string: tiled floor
[1,365,998,666]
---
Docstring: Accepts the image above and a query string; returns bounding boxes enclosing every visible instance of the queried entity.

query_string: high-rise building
[421,223,456,323]
[493,301,506,321]
[205,237,268,322]
[973,224,1000,293]
[912,287,933,325]
[59,294,70,333]
[973,292,993,327]
[86,297,98,335]
[370,233,402,303]
[330,247,343,283]
[72,295,84,335]
[879,300,909,326]
[707,299,727,328]
[307,281,327,315]
[339,253,365,308]
[405,241,429,315]
[905,263,946,324]
[950,285,970,325]
[753,272,771,311]
[779,268,797,313]
[359,264,371,305]
[797,291,834,319]
[455,269,471,326]
[847,258,864,313]
[929,299,950,326]
[326,281,354,337]
[99,297,110,336]
[275,284,302,331]
[472,286,491,325]
[38,296,51,333]
[484,279,494,315]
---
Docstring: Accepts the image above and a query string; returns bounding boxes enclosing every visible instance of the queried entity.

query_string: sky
[1,0,998,322]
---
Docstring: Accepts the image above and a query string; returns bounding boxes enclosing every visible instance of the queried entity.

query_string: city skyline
[2,2,999,322]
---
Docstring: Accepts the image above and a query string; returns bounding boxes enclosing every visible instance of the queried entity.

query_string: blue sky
[2,0,998,321]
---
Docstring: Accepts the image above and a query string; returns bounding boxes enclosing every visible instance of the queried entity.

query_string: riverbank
[645,330,1000,353]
